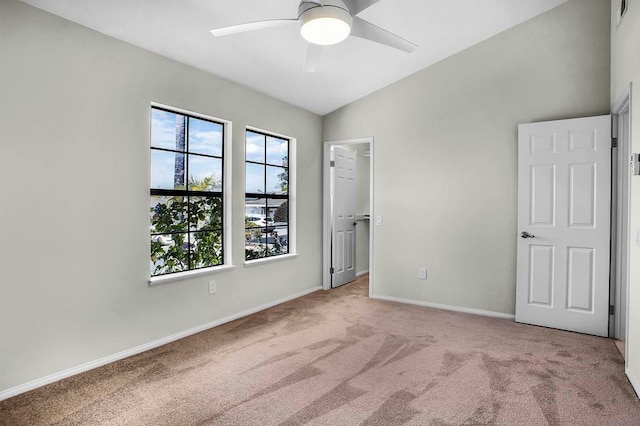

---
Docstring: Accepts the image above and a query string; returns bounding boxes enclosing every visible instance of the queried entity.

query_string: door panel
[568,163,596,227]
[528,245,554,306]
[336,231,344,273]
[348,235,354,272]
[331,146,356,287]
[567,247,594,311]
[516,115,611,337]
[531,165,555,226]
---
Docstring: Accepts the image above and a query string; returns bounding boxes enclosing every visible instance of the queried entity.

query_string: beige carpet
[1,275,639,425]
[615,340,626,361]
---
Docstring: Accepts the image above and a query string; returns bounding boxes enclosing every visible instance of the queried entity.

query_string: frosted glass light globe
[300,6,352,46]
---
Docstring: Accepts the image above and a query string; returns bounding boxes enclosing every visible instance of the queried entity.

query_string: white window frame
[244,126,297,267]
[149,103,235,285]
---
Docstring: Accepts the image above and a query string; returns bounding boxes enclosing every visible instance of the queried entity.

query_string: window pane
[190,231,223,269]
[270,199,288,225]
[246,162,265,194]
[188,117,223,157]
[151,150,186,190]
[245,227,266,260]
[188,155,222,191]
[245,196,265,228]
[189,196,222,231]
[267,226,288,256]
[150,196,188,234]
[150,233,188,276]
[244,226,288,259]
[246,131,265,163]
[266,198,287,226]
[266,166,287,194]
[266,136,288,166]
[151,109,186,151]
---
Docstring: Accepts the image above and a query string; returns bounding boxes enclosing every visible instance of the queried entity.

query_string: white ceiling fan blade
[303,44,324,73]
[342,0,382,15]
[350,16,417,53]
[210,19,297,37]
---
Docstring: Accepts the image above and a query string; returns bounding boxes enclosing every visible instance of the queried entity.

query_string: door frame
[611,83,633,353]
[323,137,374,296]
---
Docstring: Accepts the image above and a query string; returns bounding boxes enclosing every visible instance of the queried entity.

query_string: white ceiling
[20,0,568,115]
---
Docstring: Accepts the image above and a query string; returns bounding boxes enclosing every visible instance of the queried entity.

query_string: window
[245,129,290,261]
[149,106,225,277]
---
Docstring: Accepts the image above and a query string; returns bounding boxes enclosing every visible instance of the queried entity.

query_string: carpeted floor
[1,275,639,425]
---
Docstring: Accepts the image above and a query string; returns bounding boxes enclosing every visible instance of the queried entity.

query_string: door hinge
[612,137,618,148]
[609,305,615,315]
[330,267,334,274]
[330,160,335,167]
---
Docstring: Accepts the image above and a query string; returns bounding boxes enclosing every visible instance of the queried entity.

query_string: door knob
[521,231,535,239]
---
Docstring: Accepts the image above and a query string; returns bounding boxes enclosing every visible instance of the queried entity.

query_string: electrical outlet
[418,267,427,280]
[208,280,216,295]
[375,215,383,226]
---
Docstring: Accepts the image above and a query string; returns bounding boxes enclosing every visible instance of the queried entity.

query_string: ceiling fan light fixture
[300,6,352,46]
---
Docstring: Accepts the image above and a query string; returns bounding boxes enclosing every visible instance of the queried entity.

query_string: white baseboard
[370,293,515,320]
[0,286,322,402]
[626,368,640,400]
[356,270,369,277]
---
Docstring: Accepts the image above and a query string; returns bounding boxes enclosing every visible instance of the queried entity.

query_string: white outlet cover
[375,216,383,226]
[208,280,216,294]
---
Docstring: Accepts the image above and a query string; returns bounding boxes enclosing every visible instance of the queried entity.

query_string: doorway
[611,83,633,358]
[323,137,374,295]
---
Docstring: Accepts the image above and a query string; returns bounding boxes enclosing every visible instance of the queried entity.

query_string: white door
[331,146,357,288]
[516,115,611,337]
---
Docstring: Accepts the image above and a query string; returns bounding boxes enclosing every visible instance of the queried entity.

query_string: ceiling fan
[210,0,417,72]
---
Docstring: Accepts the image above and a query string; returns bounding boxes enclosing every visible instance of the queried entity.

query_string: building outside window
[245,129,290,261]
[149,106,225,277]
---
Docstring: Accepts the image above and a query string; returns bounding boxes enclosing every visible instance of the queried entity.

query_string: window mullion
[221,123,225,265]
[185,117,191,270]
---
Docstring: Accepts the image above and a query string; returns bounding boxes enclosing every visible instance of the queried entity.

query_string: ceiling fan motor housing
[299,0,353,45]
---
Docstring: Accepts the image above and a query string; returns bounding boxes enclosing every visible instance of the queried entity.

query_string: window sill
[149,264,236,286]
[244,253,299,268]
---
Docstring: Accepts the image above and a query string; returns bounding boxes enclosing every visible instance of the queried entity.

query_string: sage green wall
[0,0,322,394]
[323,0,610,314]
[610,0,640,394]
